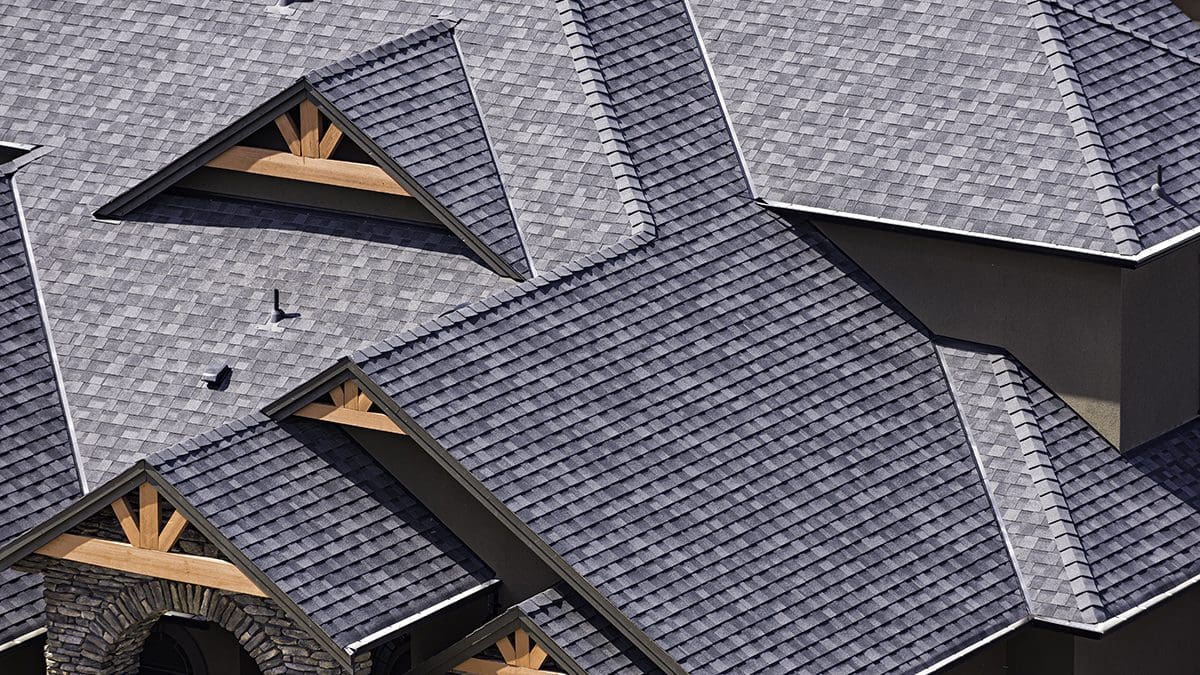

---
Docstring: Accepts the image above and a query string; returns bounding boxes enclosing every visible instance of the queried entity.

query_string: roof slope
[355,0,1028,670]
[308,22,533,278]
[147,415,494,649]
[47,194,508,483]
[0,174,82,642]
[688,0,1199,257]
[519,585,659,674]
[940,340,1200,627]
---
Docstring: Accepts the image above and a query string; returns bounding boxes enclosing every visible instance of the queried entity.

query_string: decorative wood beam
[299,100,321,158]
[452,658,562,675]
[528,645,549,670]
[318,124,344,159]
[36,533,267,598]
[294,402,407,435]
[110,497,140,547]
[207,146,410,196]
[139,483,159,550]
[158,511,189,552]
[274,114,302,156]
[514,628,531,667]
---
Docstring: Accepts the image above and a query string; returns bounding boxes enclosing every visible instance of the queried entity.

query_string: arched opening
[138,615,263,675]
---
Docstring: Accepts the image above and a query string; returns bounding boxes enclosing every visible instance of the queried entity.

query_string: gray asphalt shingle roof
[519,585,660,674]
[0,173,82,643]
[307,22,534,279]
[689,0,1199,257]
[146,415,495,649]
[354,0,1029,669]
[940,339,1200,627]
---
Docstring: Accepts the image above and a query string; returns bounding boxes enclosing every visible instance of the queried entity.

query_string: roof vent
[270,288,299,323]
[1150,164,1166,200]
[201,364,232,390]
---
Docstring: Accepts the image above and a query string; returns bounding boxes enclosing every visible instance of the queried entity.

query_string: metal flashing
[344,579,499,655]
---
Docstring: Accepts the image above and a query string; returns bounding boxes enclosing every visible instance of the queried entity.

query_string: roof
[0,0,638,482]
[689,0,1200,259]
[307,22,535,278]
[518,585,659,674]
[145,415,496,649]
[940,339,1200,629]
[353,0,1031,669]
[0,172,82,642]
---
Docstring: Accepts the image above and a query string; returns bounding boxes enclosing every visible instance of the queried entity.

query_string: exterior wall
[816,219,1126,444]
[20,556,360,675]
[347,428,558,607]
[1119,239,1200,448]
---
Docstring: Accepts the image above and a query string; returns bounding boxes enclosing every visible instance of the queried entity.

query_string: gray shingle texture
[147,415,495,649]
[0,176,82,643]
[308,22,534,278]
[356,0,1029,670]
[688,0,1199,256]
[519,585,659,674]
[941,340,1200,625]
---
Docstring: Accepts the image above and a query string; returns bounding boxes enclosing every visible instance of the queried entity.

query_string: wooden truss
[206,99,410,196]
[454,628,563,675]
[35,483,266,597]
[294,379,407,435]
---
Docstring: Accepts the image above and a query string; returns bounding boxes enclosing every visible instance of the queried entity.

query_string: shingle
[147,415,495,649]
[0,175,83,643]
[308,23,534,278]
[519,585,660,674]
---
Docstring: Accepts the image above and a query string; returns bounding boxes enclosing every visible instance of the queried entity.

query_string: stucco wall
[815,219,1125,444]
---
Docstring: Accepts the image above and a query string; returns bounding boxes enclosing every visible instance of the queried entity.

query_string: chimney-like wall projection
[809,216,1200,451]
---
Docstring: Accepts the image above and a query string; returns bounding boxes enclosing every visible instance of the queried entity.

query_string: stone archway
[31,558,343,675]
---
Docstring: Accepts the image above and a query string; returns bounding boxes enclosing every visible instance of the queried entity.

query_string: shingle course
[519,585,660,674]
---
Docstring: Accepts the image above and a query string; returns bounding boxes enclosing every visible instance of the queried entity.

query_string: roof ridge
[306,20,457,83]
[1053,0,1200,67]
[1027,0,1142,254]
[989,353,1106,623]
[555,0,657,237]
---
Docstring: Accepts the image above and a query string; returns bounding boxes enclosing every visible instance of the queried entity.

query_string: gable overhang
[762,198,1200,269]
[413,607,586,675]
[95,80,524,280]
[0,462,356,672]
[264,362,687,675]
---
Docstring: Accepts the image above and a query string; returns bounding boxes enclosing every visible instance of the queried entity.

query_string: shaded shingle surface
[148,416,494,648]
[688,0,1199,256]
[309,23,533,278]
[519,585,659,675]
[941,340,1200,626]
[41,193,509,483]
[0,176,82,642]
[357,0,1028,670]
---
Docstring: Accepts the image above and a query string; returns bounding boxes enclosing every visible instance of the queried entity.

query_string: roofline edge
[344,579,500,655]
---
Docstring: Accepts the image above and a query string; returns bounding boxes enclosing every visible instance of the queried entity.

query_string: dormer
[98,22,534,280]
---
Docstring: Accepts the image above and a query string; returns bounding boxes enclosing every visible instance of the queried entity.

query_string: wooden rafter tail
[139,483,159,550]
[111,497,140,547]
[274,113,302,156]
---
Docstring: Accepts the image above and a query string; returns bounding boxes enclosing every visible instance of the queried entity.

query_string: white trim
[344,579,499,654]
[11,178,88,494]
[762,198,1200,266]
[0,626,46,653]
[679,0,757,198]
[917,617,1030,675]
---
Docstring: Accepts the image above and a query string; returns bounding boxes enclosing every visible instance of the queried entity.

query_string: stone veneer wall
[20,556,371,675]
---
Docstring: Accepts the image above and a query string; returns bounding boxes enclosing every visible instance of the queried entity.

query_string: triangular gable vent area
[177,96,442,226]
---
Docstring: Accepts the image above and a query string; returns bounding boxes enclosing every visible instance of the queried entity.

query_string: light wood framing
[318,124,344,159]
[34,482,263,597]
[36,533,267,597]
[453,628,562,675]
[274,114,302,156]
[207,146,410,196]
[299,100,321,158]
[294,380,406,434]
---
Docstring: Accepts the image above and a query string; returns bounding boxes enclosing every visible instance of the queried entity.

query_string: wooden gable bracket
[453,627,563,675]
[206,98,409,196]
[34,482,267,598]
[294,378,407,435]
